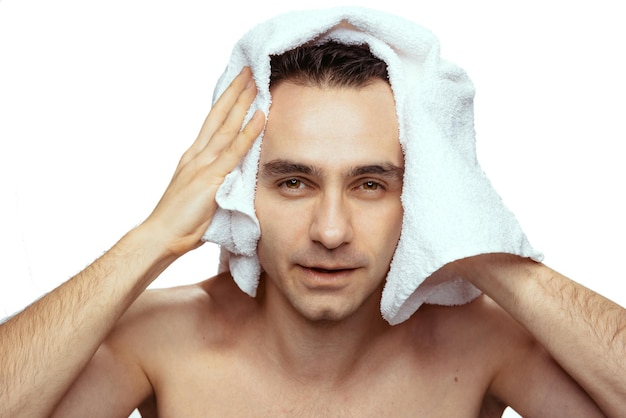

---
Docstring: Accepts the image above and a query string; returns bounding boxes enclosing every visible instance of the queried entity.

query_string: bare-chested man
[1,35,625,418]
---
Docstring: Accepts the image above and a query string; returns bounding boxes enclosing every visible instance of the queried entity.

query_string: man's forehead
[264,81,399,140]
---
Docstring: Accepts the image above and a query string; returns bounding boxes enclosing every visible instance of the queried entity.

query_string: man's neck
[255,276,393,385]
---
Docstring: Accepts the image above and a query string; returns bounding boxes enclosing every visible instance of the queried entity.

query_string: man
[1,39,624,418]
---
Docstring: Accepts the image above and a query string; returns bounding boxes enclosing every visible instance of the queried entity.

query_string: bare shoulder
[415,294,554,384]
[404,296,535,412]
[109,272,255,353]
[413,295,602,416]
[413,294,535,351]
[53,274,258,416]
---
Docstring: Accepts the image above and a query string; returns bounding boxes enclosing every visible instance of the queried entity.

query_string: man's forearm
[463,254,626,416]
[0,225,175,418]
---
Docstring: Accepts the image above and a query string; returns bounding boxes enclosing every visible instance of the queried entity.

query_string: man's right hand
[141,66,264,258]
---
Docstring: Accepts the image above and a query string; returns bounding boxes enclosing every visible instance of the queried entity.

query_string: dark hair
[269,41,389,89]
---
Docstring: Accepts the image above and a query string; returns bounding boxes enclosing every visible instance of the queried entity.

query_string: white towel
[203,6,542,325]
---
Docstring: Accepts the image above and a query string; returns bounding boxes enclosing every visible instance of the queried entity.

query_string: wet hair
[269,41,389,89]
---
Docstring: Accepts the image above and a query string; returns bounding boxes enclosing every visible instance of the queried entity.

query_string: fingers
[145,108,264,255]
[142,67,264,257]
[204,79,260,157]
[205,109,265,181]
[182,67,258,166]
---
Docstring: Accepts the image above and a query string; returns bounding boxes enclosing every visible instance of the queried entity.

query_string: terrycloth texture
[203,6,542,325]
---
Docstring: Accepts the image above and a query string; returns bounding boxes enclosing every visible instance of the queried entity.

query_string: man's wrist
[113,224,181,286]
[455,253,544,304]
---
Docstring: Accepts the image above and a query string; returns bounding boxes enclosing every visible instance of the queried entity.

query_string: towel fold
[203,6,542,325]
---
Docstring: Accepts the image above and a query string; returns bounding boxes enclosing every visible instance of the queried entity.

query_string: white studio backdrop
[1,1,624,417]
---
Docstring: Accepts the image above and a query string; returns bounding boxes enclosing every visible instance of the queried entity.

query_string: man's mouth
[297,264,358,289]
[307,266,354,273]
[302,264,359,274]
[310,267,353,274]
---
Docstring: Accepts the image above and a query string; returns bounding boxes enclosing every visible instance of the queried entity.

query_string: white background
[1,1,624,416]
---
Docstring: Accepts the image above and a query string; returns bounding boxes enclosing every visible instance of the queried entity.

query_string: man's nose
[309,192,354,250]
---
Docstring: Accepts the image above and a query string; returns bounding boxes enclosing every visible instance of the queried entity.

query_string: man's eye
[362,181,381,191]
[283,179,303,189]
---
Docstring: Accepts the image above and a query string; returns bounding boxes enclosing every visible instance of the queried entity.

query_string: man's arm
[0,229,171,417]
[0,67,264,417]
[454,254,626,416]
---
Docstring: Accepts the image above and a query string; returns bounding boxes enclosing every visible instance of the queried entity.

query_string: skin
[1,71,624,417]
[255,80,404,325]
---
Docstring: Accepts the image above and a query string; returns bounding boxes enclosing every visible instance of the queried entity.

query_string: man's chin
[294,303,360,325]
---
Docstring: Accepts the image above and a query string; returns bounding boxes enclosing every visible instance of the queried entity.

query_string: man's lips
[302,265,357,273]
[299,265,360,282]
[296,265,360,289]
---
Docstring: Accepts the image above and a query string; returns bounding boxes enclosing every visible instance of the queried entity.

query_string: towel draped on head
[203,6,542,325]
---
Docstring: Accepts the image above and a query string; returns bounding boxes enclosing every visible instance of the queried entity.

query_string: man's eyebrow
[259,159,404,180]
[260,159,324,177]
[349,164,404,180]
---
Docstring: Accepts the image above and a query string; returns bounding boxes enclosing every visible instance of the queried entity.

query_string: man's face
[255,80,403,322]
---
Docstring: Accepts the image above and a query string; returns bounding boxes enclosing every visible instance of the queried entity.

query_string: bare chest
[147,352,502,418]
